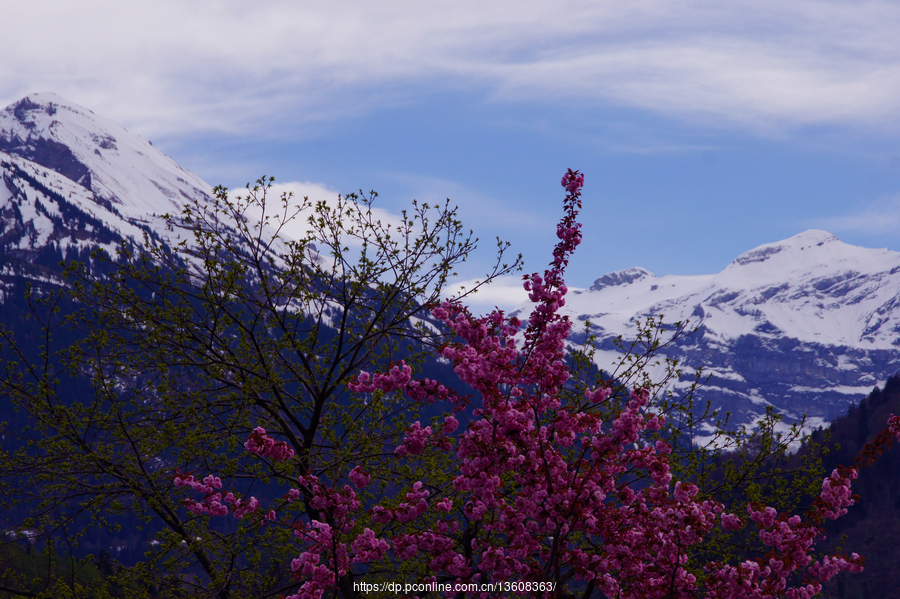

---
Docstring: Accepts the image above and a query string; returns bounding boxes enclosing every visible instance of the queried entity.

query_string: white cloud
[4,0,900,140]
[810,193,900,236]
[228,180,411,246]
[444,275,530,315]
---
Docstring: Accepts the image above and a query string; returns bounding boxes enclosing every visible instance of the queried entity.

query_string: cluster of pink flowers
[244,426,295,462]
[405,377,457,405]
[173,472,261,519]
[287,521,341,598]
[173,473,222,494]
[562,169,585,194]
[283,475,402,599]
[172,170,900,598]
[707,469,863,597]
[348,466,371,489]
[347,361,412,394]
[888,413,900,438]
[392,421,432,457]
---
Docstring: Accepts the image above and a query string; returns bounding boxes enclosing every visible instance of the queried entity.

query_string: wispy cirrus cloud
[4,0,900,140]
[810,193,900,236]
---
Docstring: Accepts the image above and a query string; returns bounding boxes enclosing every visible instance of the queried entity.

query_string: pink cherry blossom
[244,427,295,462]
[348,467,371,489]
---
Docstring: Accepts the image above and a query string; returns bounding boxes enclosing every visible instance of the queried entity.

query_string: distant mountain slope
[0,92,212,219]
[0,93,214,275]
[0,93,223,307]
[551,230,900,436]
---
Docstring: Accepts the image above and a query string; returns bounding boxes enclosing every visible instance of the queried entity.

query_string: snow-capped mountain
[0,93,216,300]
[0,93,213,251]
[1,92,211,220]
[561,231,900,434]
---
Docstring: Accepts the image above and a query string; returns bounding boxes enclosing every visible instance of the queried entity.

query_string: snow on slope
[0,92,214,240]
[564,230,900,350]
[0,93,331,325]
[0,149,160,255]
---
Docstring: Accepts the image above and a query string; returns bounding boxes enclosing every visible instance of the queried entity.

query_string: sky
[4,1,900,312]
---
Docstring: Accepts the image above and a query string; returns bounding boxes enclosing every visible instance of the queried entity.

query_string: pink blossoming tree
[175,170,900,598]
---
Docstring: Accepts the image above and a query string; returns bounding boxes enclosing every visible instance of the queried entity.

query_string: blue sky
[4,1,900,311]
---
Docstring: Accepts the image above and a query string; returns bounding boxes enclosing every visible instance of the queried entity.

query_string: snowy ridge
[0,93,374,335]
[1,149,162,256]
[0,92,227,276]
[555,230,900,433]
[0,93,212,221]
[565,230,900,350]
[0,93,229,313]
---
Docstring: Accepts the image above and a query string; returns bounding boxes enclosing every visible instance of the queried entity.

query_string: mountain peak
[6,92,75,118]
[2,93,103,139]
[0,92,212,218]
[1,94,97,189]
[729,229,841,268]
[590,266,654,290]
[559,230,900,439]
[566,229,900,350]
[787,229,840,244]
[0,92,220,268]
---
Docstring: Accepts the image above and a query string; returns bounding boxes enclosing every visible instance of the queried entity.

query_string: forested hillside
[816,375,900,599]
